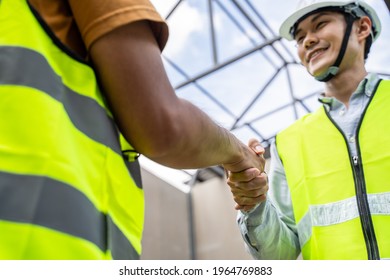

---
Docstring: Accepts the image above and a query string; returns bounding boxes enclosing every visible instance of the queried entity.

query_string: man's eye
[316,21,327,29]
[296,36,304,45]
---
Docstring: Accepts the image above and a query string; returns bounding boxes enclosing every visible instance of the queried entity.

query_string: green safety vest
[0,0,144,259]
[276,79,390,259]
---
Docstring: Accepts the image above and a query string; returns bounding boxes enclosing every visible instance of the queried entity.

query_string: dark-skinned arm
[89,20,264,173]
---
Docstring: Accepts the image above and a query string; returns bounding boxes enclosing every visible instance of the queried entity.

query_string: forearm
[90,20,257,171]
[144,98,247,169]
[238,200,300,260]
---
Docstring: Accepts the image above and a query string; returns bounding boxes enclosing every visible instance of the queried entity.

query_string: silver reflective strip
[0,46,121,155]
[297,193,390,247]
[108,216,140,260]
[368,192,390,215]
[310,197,360,226]
[0,171,139,260]
[0,46,142,189]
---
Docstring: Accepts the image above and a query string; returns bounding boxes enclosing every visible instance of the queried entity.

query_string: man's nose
[304,32,318,49]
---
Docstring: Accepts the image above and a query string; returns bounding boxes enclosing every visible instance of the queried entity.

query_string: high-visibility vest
[276,79,390,260]
[0,0,144,259]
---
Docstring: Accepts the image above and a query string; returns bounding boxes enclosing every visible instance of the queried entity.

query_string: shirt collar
[318,73,381,111]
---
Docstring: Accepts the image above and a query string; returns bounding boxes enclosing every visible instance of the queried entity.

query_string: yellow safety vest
[276,79,390,260]
[0,0,144,259]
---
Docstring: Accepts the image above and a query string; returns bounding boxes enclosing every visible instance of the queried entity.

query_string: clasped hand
[225,139,269,212]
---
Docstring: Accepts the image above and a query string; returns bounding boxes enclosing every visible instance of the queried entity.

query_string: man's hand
[225,139,268,211]
[222,139,265,173]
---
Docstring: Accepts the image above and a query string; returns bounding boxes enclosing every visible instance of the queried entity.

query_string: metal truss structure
[151,0,390,183]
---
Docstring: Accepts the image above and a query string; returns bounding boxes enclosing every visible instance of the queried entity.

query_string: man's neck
[323,67,368,107]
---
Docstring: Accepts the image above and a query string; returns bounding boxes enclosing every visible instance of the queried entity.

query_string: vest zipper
[324,104,380,260]
[351,155,380,260]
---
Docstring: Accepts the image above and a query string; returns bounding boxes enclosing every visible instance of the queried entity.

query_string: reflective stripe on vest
[0,171,139,259]
[0,46,121,155]
[0,0,144,259]
[297,192,390,249]
[276,79,390,260]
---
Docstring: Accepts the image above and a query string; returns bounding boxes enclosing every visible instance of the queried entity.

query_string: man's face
[294,12,346,77]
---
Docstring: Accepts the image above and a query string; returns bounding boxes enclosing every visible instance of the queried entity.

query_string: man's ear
[356,16,372,42]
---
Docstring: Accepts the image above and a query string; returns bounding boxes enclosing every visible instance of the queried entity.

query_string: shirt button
[339,109,346,116]
[349,136,356,143]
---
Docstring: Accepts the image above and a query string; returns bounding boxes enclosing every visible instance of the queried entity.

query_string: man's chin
[310,68,328,79]
[308,60,334,79]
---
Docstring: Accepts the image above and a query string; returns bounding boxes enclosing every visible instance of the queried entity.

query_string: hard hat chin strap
[315,14,355,82]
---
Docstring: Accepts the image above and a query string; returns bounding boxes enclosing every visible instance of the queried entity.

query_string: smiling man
[227,0,390,260]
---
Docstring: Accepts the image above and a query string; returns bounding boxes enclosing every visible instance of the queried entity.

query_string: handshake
[223,139,269,212]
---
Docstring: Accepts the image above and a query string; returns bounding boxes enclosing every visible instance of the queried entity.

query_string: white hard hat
[279,0,381,41]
